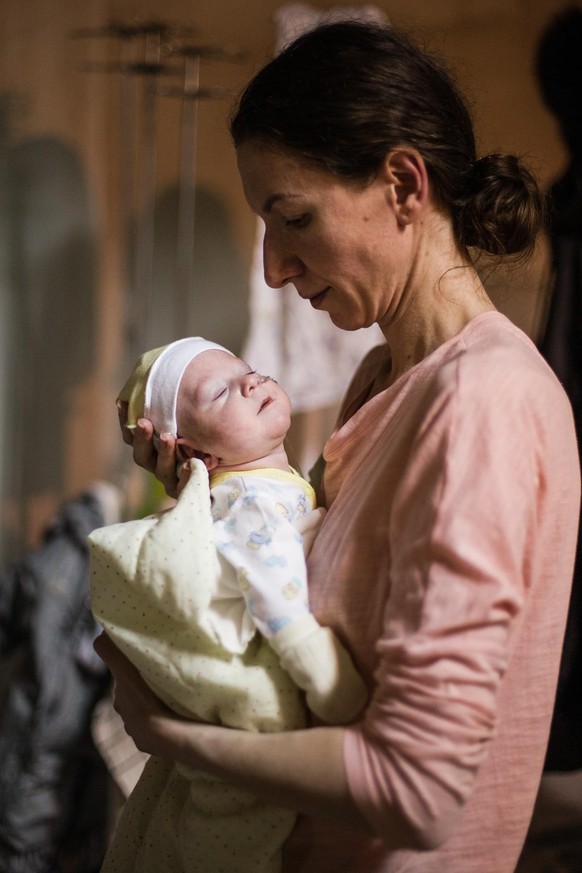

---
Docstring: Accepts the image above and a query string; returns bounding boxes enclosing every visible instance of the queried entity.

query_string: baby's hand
[117,400,180,498]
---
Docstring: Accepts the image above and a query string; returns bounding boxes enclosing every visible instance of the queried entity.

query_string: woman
[98,20,580,872]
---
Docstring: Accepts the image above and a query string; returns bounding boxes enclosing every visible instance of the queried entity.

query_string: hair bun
[470,153,529,194]
[458,153,544,256]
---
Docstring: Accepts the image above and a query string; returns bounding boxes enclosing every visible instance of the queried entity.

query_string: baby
[90,336,366,873]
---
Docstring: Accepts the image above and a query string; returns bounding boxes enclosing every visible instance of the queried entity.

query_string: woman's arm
[94,632,373,832]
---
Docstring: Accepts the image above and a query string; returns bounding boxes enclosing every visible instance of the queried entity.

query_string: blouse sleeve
[343,355,556,848]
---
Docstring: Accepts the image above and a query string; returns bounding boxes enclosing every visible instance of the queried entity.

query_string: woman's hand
[94,631,182,756]
[93,634,372,835]
[117,400,180,498]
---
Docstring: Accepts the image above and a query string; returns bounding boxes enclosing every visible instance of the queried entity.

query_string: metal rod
[133,33,162,349]
[176,51,200,332]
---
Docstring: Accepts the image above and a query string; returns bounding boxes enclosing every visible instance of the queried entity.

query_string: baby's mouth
[259,397,273,413]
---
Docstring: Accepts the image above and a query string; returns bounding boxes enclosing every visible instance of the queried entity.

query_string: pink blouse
[283,312,580,872]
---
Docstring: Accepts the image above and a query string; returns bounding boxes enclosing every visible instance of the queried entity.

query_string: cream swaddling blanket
[89,460,311,873]
[89,459,308,730]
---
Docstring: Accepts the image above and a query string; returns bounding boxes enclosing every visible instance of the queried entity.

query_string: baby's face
[176,350,291,466]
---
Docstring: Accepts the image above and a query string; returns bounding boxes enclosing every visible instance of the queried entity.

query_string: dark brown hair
[231,20,543,257]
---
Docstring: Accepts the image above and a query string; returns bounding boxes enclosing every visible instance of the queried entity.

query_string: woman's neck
[380,215,496,385]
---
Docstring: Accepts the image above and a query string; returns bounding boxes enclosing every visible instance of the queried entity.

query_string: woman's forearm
[155,715,373,832]
[94,631,372,832]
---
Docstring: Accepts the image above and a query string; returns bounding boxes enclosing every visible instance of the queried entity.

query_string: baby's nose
[242,372,262,394]
[242,372,273,396]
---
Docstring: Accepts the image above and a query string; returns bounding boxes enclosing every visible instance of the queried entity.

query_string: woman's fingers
[94,631,140,682]
[116,373,180,496]
[132,420,179,496]
[130,418,157,474]
[154,432,180,498]
[117,400,133,447]
[93,632,175,753]
[118,408,180,497]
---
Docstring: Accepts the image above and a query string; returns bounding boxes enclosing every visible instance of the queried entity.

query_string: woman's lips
[309,287,329,309]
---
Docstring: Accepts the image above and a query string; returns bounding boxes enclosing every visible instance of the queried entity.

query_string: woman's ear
[381,149,429,226]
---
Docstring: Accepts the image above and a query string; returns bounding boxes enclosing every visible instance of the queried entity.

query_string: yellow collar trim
[210,467,316,509]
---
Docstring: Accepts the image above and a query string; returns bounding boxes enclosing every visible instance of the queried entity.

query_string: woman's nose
[263,228,303,289]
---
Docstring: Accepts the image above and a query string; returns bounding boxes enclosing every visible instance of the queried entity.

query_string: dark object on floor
[0,489,112,873]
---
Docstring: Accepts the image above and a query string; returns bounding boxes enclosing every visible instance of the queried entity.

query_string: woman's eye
[285,214,309,228]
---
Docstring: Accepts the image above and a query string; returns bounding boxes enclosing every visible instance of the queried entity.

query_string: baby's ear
[201,453,220,472]
[175,439,219,472]
[175,437,196,461]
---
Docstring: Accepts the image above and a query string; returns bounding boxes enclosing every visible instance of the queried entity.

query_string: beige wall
[0,0,570,557]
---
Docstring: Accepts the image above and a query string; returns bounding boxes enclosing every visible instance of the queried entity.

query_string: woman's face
[237,141,412,333]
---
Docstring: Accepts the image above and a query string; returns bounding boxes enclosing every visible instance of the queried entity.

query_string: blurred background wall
[0,0,572,564]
